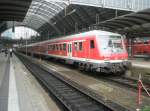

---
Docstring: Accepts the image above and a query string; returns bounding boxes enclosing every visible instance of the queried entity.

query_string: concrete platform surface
[0,53,61,111]
[131,60,150,68]
[131,60,150,81]
[0,53,9,111]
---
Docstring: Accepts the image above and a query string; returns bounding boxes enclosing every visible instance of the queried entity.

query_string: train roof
[26,30,121,47]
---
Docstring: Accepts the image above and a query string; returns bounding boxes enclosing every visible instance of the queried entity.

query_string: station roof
[0,0,32,34]
[0,0,32,21]
[20,0,150,37]
[1,0,150,38]
[20,0,132,37]
[97,8,150,37]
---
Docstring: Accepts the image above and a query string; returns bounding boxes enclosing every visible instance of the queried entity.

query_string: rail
[102,76,150,96]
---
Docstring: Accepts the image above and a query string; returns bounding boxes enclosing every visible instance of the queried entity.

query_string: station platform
[0,53,60,111]
[130,60,150,82]
[131,60,150,69]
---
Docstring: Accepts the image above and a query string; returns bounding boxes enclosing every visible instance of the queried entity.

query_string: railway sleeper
[63,94,83,100]
[75,104,101,111]
[61,92,82,98]
[64,99,101,111]
[61,93,81,97]
[68,98,94,105]
[56,89,75,94]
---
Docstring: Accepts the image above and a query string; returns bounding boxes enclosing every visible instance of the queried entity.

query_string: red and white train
[19,30,131,74]
[131,40,150,56]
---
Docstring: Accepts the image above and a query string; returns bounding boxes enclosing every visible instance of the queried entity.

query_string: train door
[67,42,72,57]
[87,38,97,59]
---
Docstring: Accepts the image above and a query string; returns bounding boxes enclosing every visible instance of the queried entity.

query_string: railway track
[26,55,150,97]
[16,53,130,111]
[44,58,150,96]
[46,58,150,97]
[27,55,150,97]
[101,76,150,96]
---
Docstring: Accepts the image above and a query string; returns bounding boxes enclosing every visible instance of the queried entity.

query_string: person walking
[4,49,8,57]
[9,48,13,57]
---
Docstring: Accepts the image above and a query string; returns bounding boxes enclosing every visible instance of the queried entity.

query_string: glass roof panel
[23,0,69,30]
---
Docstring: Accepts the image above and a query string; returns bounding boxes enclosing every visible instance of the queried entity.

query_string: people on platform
[4,48,8,57]
[9,48,13,57]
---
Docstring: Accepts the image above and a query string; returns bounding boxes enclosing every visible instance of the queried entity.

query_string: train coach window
[54,44,57,51]
[51,45,53,50]
[58,44,59,50]
[79,42,82,50]
[74,42,78,50]
[52,44,55,50]
[48,45,51,50]
[53,45,56,50]
[90,40,95,48]
[49,45,51,50]
[50,45,53,50]
[60,44,62,51]
[56,44,59,51]
[63,43,66,51]
[57,44,59,50]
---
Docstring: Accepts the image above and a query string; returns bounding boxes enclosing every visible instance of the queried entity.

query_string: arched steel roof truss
[98,8,150,34]
[23,0,69,34]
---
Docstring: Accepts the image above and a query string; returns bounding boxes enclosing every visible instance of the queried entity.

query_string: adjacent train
[18,30,131,74]
[131,40,150,56]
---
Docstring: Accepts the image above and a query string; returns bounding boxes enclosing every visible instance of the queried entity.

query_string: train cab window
[63,43,66,51]
[90,40,95,48]
[144,41,148,44]
[79,42,82,50]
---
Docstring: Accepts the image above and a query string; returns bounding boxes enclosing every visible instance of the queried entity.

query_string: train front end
[97,34,131,74]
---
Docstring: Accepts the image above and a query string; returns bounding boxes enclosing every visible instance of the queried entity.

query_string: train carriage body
[19,30,131,74]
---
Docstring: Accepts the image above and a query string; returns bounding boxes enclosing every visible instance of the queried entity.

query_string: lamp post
[25,32,28,56]
[39,31,42,61]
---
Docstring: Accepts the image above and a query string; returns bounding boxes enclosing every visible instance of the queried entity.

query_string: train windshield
[98,35,125,54]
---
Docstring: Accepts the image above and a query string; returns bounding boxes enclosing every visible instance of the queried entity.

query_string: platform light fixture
[53,22,57,25]
[67,9,76,16]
